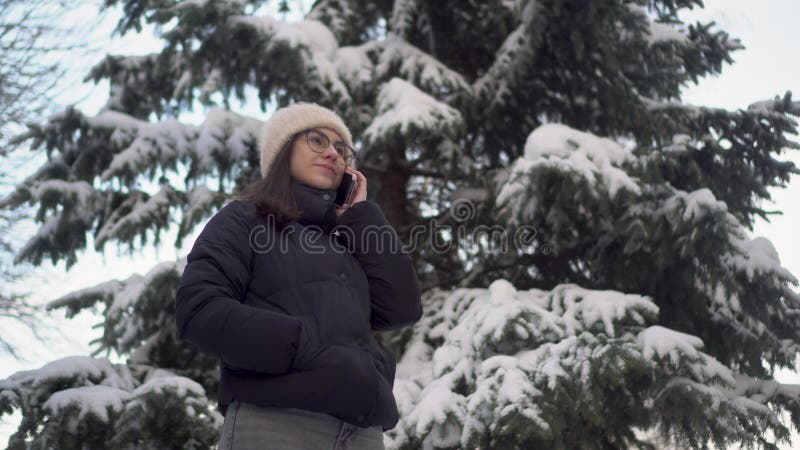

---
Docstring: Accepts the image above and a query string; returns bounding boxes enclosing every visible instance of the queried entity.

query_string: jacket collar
[290,179,338,230]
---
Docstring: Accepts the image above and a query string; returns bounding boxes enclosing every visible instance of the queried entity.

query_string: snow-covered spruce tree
[1,0,800,448]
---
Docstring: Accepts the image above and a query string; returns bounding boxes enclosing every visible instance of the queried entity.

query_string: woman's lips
[315,164,335,175]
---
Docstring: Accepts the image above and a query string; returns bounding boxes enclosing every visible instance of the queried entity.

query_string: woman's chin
[307,173,337,190]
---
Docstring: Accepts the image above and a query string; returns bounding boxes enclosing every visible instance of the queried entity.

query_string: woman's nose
[322,144,342,162]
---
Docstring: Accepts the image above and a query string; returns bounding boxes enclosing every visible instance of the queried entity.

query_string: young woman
[175,102,423,449]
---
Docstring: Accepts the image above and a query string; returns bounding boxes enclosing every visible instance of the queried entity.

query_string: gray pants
[217,401,386,450]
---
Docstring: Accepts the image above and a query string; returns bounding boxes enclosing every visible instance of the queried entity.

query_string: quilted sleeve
[175,200,320,373]
[336,200,423,331]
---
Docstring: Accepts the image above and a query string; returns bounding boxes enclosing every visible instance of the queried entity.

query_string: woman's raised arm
[336,200,423,331]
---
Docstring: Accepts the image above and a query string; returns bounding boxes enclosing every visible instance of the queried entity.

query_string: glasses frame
[297,128,357,167]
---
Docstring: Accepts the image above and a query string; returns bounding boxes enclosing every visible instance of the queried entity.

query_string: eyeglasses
[298,128,357,167]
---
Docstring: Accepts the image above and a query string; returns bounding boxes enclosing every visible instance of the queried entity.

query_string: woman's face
[289,127,345,190]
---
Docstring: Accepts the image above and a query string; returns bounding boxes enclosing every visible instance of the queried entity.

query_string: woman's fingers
[343,168,367,203]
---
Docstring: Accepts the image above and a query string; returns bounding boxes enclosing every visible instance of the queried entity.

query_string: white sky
[2,0,799,447]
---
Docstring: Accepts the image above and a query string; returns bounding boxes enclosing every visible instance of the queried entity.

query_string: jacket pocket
[290,315,324,371]
[364,355,400,428]
[328,346,381,424]
[376,346,396,384]
[294,344,380,416]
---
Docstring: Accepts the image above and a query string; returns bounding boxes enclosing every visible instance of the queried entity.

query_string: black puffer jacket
[174,179,423,432]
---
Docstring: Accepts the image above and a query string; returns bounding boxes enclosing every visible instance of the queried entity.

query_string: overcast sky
[2,0,800,447]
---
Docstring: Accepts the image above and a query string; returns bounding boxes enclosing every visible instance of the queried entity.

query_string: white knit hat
[258,102,355,178]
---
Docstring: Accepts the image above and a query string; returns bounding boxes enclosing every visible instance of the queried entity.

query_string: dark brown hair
[230,138,302,230]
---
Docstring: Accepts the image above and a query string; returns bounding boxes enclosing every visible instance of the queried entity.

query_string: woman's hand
[334,167,367,218]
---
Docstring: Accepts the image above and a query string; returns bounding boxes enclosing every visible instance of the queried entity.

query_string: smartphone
[334,172,357,206]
